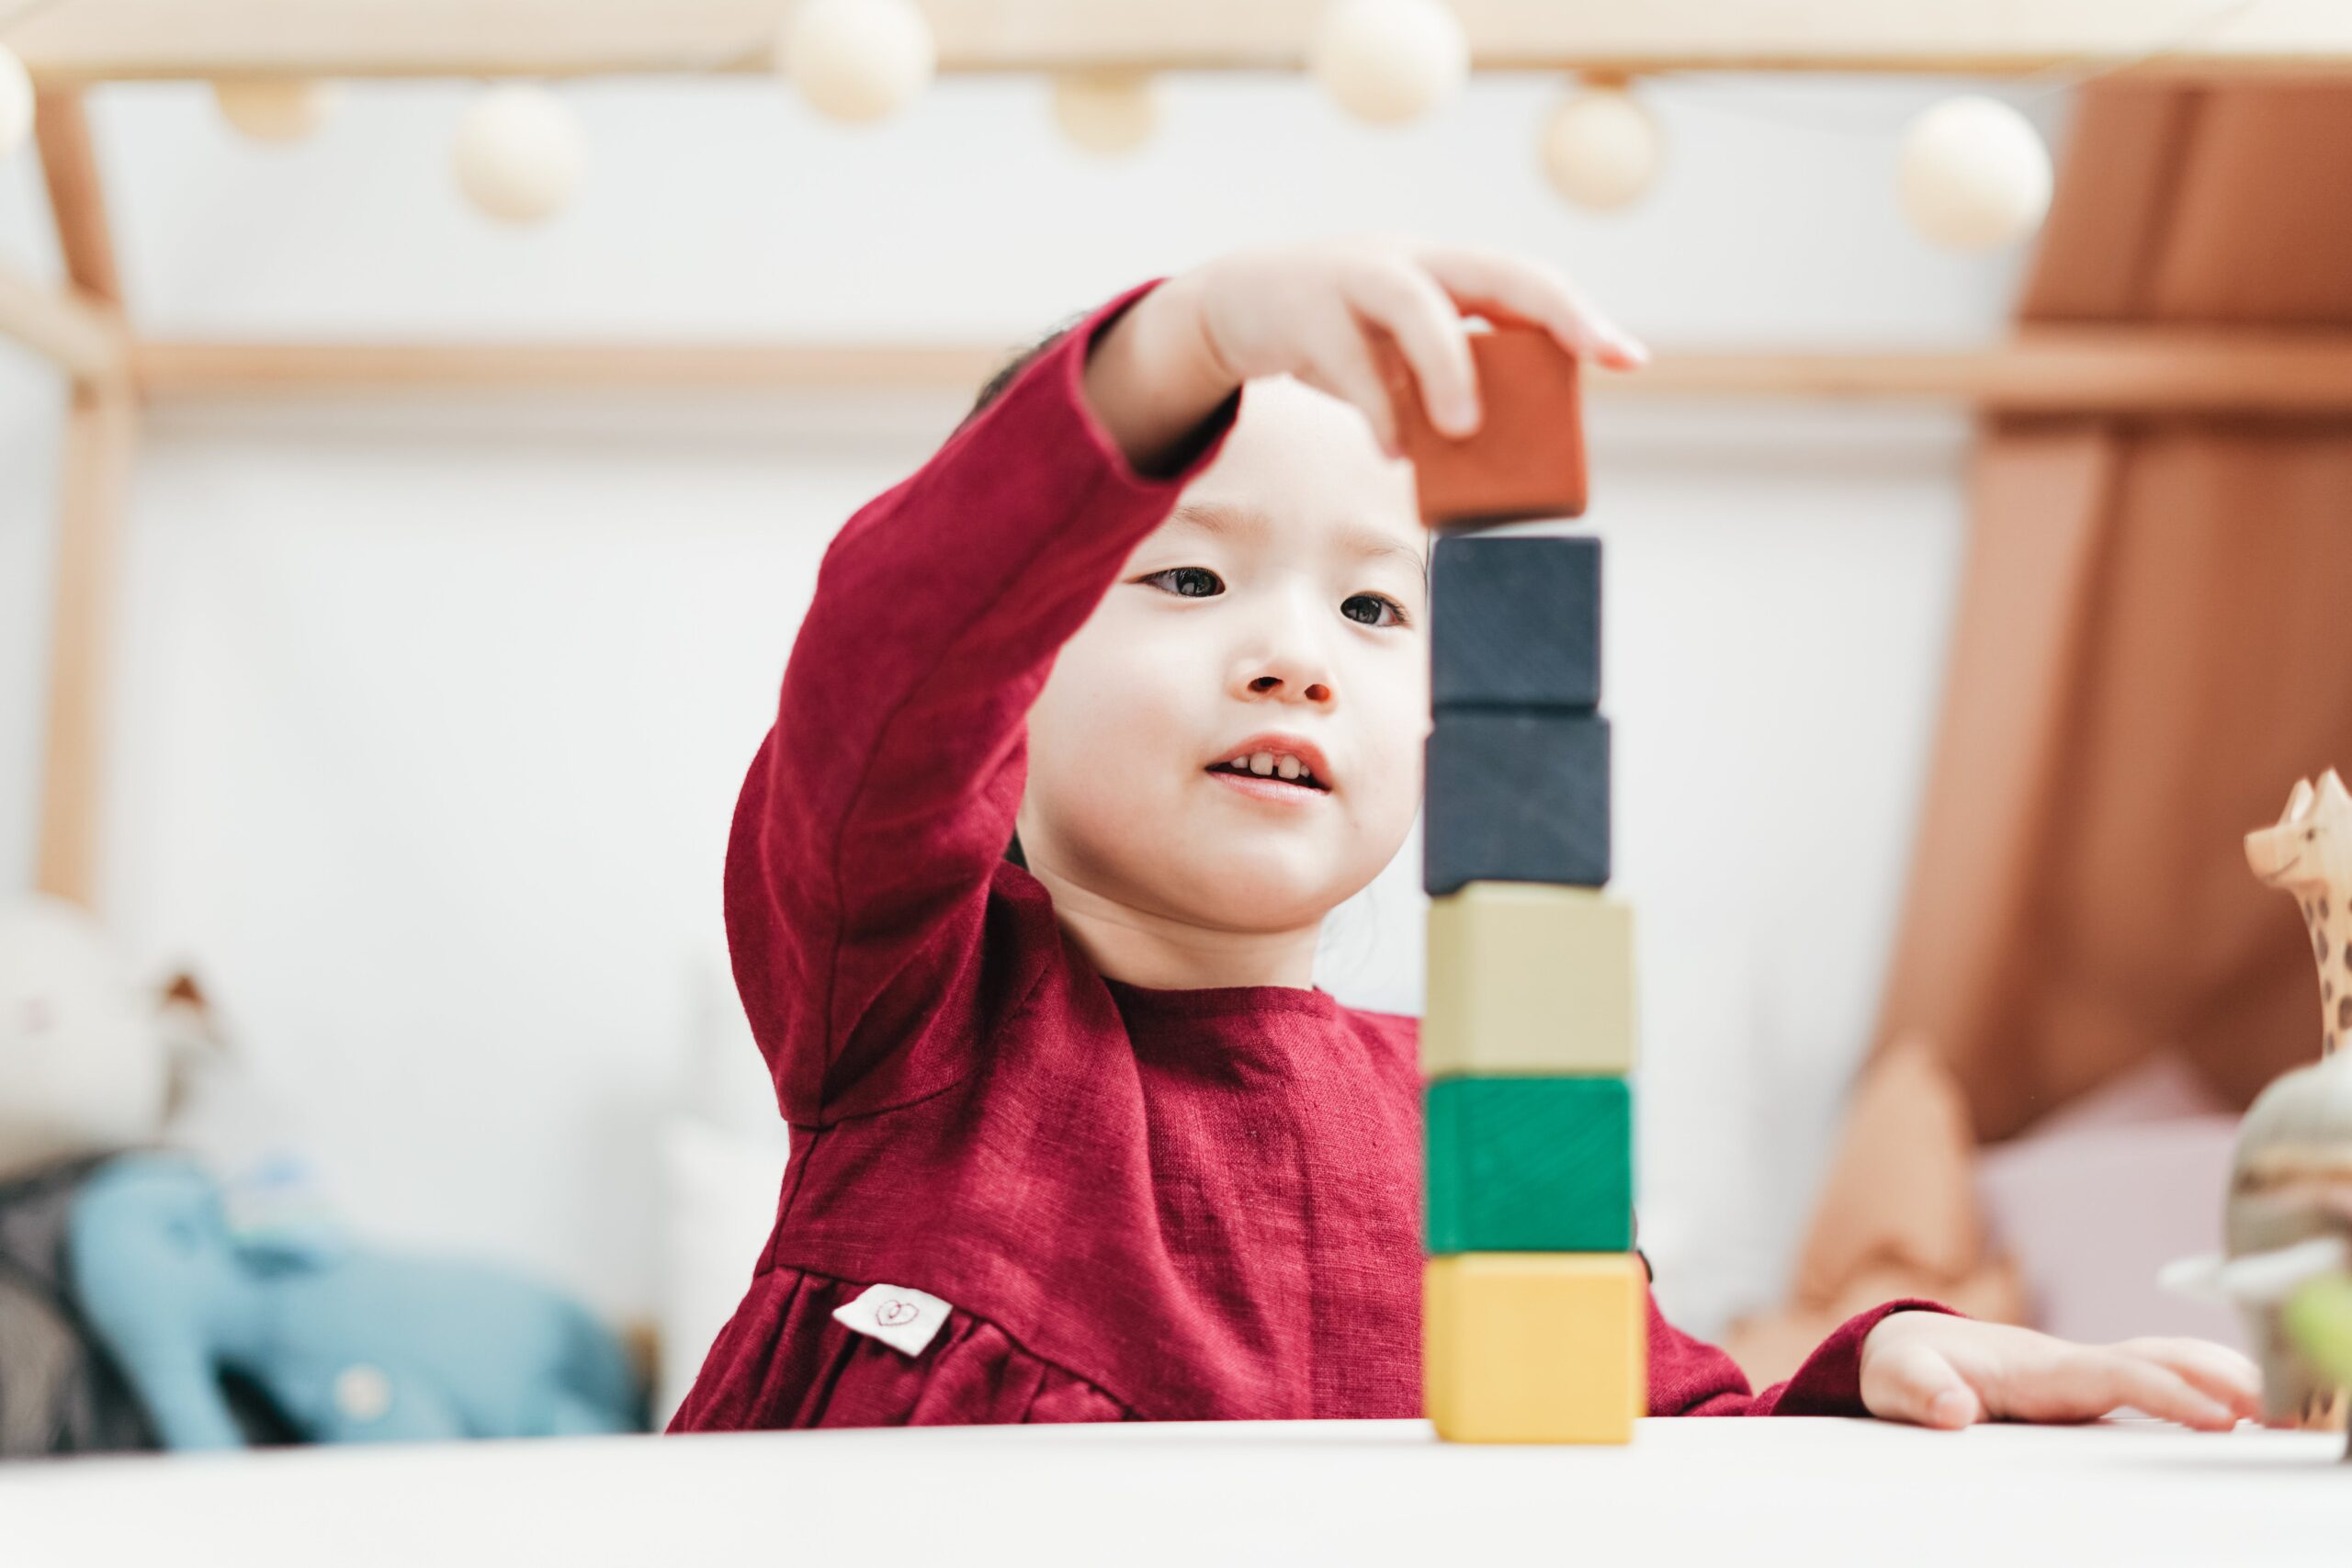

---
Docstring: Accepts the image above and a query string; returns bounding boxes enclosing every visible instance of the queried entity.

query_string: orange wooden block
[1389,327,1588,529]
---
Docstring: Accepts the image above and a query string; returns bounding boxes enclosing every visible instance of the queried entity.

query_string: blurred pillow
[1973,1054,2244,1351]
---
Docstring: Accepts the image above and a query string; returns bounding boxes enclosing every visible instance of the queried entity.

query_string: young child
[669,237,2262,1433]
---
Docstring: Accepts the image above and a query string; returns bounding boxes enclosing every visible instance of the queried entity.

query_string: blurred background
[4,1,2349,1455]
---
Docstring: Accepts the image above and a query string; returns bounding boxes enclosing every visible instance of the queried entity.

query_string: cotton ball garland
[451,85,585,224]
[1052,71,1159,157]
[1310,0,1468,127]
[779,0,935,124]
[1897,96,2052,252]
[214,78,338,143]
[1541,85,1662,212]
[0,46,31,163]
[0,896,169,1184]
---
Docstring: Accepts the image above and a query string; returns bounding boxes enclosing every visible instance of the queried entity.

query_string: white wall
[0,72,2055,1338]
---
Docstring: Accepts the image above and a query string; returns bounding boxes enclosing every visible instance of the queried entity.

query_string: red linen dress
[668,279,1939,1432]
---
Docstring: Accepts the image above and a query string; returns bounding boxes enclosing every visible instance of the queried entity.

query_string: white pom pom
[0,46,32,163]
[0,896,169,1183]
[779,0,936,124]
[1310,0,1468,127]
[1052,71,1159,158]
[214,78,338,143]
[1541,85,1663,213]
[1897,95,2052,252]
[451,85,586,224]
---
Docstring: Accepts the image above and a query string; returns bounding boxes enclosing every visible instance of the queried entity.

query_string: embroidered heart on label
[833,1281,953,1357]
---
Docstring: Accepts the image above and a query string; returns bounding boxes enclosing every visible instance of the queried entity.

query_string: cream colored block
[1424,1253,1645,1444]
[1423,883,1635,1077]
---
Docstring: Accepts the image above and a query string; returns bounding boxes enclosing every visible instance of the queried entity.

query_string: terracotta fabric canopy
[1734,79,2352,1376]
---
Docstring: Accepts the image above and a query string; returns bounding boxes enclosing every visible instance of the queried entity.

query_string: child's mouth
[1205,752,1330,798]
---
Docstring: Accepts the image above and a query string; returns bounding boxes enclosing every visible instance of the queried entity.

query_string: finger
[1869,1347,1984,1430]
[2116,1338,2263,1421]
[1300,305,1404,459]
[2080,1354,2240,1432]
[1417,247,1649,370]
[1431,256,1647,371]
[2124,1337,2263,1411]
[1337,259,1480,438]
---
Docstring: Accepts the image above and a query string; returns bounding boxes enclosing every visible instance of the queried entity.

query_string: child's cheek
[1035,602,1197,791]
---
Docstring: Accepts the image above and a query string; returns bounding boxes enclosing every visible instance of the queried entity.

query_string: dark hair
[967,318,1081,870]
[958,315,1084,436]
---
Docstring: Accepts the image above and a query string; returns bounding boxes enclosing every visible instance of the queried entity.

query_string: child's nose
[1248,672,1333,705]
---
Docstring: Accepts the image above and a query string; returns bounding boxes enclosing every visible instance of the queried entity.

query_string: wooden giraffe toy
[2211,771,2352,1439]
[2245,768,2352,1055]
[2165,771,2352,1444]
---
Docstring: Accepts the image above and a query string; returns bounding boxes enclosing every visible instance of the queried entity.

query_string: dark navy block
[1424,710,1610,895]
[1431,534,1600,712]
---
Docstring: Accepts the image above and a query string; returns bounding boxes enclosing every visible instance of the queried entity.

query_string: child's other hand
[1086,236,1645,471]
[1858,1311,2263,1432]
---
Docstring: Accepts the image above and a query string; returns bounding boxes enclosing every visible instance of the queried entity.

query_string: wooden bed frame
[10,0,2352,908]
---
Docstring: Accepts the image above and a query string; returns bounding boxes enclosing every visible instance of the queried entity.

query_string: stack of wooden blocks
[1399,329,1645,1444]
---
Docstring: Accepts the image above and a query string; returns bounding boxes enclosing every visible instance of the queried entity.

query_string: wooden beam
[25,85,134,913]
[11,0,2352,84]
[129,328,2352,414]
[133,339,1001,394]
[0,89,130,384]
[0,261,126,381]
[1611,328,2352,412]
[34,89,123,306]
[35,383,139,910]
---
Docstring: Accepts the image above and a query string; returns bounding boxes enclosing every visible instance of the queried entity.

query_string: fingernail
[1448,394,1481,434]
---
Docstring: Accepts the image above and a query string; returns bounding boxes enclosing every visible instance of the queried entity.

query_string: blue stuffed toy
[66,1153,645,1448]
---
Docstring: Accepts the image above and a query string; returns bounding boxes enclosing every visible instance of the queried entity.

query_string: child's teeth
[1212,750,1322,784]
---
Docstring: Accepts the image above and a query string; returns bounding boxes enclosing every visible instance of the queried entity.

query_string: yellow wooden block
[1423,883,1636,1077]
[1424,1253,1645,1443]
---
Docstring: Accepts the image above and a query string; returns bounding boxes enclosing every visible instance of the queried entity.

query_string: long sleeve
[728,278,1242,1127]
[1650,1296,1955,1417]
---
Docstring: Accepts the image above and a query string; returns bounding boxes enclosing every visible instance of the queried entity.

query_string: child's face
[1021,376,1431,936]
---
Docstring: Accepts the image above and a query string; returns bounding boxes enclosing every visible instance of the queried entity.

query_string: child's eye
[1341,593,1408,628]
[1144,567,1225,598]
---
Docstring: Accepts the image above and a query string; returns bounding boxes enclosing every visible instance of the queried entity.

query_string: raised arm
[727,279,1243,1126]
[729,241,1646,1127]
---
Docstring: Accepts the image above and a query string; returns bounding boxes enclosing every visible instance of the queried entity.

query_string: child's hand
[1858,1311,2263,1432]
[1084,235,1646,472]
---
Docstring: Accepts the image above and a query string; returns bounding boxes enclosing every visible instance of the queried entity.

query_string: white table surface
[5,1417,2346,1567]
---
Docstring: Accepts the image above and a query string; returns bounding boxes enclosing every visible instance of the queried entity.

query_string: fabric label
[832,1281,953,1358]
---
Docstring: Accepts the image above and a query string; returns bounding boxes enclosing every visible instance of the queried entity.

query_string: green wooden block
[1425,1077,1632,1255]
